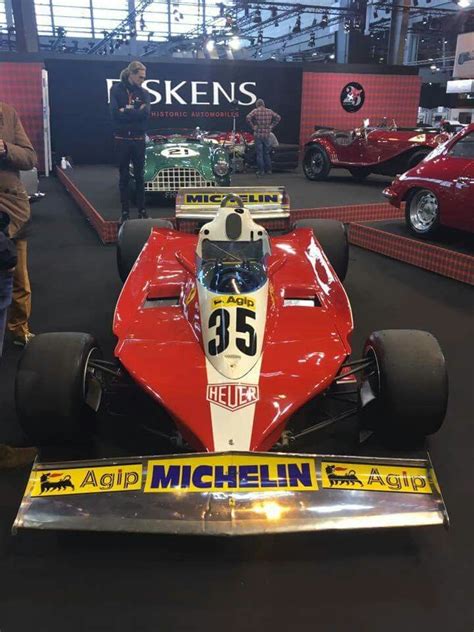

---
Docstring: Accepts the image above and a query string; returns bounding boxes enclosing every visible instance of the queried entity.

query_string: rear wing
[175,187,290,221]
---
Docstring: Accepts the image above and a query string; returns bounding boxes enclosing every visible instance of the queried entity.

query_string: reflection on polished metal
[13,452,448,536]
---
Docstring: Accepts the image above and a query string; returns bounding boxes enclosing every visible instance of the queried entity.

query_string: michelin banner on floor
[45,59,302,164]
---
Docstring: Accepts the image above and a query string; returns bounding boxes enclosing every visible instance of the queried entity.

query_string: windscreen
[198,239,267,294]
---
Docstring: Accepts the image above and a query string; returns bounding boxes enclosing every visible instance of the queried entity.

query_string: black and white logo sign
[340,82,365,113]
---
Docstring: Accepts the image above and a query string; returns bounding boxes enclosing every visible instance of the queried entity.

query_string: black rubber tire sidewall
[362,329,448,438]
[15,332,100,445]
[293,219,348,282]
[349,167,371,182]
[303,146,331,181]
[117,218,173,282]
[407,150,430,170]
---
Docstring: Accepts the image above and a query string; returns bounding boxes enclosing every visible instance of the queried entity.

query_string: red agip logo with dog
[207,384,259,411]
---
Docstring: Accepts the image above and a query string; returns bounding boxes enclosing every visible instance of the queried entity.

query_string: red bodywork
[306,123,448,174]
[384,123,474,233]
[113,228,353,452]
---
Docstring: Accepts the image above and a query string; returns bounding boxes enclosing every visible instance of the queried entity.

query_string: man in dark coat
[110,61,151,223]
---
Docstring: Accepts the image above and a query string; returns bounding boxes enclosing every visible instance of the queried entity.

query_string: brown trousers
[8,238,31,337]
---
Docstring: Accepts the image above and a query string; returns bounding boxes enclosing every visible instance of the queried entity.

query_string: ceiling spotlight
[271,6,278,18]
[374,9,379,18]
[385,5,390,14]
[140,14,146,31]
[354,16,362,29]
[344,18,351,33]
[257,48,263,57]
[320,12,329,28]
[456,0,470,7]
[206,39,215,52]
[329,53,335,59]
[257,30,263,45]
[253,9,262,24]
[430,64,437,70]
[292,16,302,34]
[422,15,429,25]
[229,36,241,50]
[309,32,315,47]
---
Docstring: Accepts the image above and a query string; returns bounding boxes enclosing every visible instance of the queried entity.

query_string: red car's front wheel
[406,189,440,237]
[303,145,331,181]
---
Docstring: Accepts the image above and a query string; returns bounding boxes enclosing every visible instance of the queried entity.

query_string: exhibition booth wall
[299,70,422,146]
[0,58,421,168]
[0,62,45,171]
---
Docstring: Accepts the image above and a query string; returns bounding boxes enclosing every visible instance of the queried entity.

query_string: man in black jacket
[110,61,151,223]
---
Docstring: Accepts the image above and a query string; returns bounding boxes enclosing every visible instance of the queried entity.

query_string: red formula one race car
[14,188,448,535]
[303,118,449,182]
[384,124,474,236]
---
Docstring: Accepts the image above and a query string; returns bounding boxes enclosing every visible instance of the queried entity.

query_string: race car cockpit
[196,195,271,295]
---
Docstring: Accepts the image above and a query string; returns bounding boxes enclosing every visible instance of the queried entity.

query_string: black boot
[138,209,149,219]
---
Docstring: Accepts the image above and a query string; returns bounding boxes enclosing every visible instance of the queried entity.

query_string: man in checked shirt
[246,99,281,176]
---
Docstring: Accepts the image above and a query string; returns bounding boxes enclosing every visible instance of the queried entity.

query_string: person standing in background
[0,101,37,467]
[246,99,281,176]
[110,61,151,224]
[0,102,37,347]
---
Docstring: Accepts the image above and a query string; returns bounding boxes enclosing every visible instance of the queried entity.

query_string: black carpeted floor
[66,164,392,221]
[365,219,474,255]
[0,176,473,632]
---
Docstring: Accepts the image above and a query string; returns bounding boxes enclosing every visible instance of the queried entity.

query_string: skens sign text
[106,79,258,106]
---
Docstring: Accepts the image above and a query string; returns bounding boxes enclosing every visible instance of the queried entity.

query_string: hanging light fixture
[320,12,329,28]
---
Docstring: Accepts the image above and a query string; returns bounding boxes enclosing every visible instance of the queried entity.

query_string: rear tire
[360,330,448,441]
[293,219,348,282]
[407,150,430,170]
[117,218,173,282]
[349,167,371,182]
[303,145,331,181]
[15,333,101,446]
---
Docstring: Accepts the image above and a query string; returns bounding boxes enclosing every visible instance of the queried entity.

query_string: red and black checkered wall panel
[300,72,422,145]
[0,62,45,171]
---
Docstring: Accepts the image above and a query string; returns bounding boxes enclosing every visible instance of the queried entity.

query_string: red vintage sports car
[303,118,449,182]
[14,189,449,535]
[384,123,474,236]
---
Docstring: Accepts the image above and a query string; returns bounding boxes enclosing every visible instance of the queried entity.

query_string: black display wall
[46,58,302,165]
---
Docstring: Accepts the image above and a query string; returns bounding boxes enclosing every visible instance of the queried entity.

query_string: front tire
[303,145,331,181]
[360,330,448,441]
[15,333,101,445]
[117,218,173,282]
[293,219,348,282]
[406,188,440,237]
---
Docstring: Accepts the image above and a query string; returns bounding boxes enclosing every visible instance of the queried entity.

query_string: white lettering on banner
[144,80,162,105]
[106,78,258,106]
[192,81,211,105]
[213,82,235,105]
[165,80,187,105]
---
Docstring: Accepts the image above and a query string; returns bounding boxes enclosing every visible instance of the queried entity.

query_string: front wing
[14,452,448,536]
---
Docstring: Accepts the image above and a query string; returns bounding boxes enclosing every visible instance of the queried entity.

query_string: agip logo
[207,383,259,411]
[340,82,365,113]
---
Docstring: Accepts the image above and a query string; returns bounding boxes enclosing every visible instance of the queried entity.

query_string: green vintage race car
[141,128,231,193]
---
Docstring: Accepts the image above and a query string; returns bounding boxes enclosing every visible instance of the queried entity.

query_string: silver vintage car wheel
[407,189,440,236]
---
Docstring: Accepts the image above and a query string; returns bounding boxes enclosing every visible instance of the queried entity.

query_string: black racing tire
[15,333,101,446]
[117,218,173,282]
[349,167,371,182]
[407,150,431,170]
[405,188,440,237]
[361,330,448,441]
[293,219,348,282]
[303,145,331,181]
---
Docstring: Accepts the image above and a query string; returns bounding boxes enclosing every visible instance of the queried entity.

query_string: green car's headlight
[214,159,229,176]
